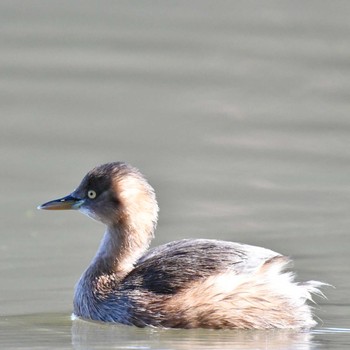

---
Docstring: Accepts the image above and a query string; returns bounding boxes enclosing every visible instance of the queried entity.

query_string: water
[1,0,350,348]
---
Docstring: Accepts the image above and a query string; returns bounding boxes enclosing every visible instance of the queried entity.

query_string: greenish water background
[1,1,350,349]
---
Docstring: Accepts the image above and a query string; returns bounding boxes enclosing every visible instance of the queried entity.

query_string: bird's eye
[87,190,97,199]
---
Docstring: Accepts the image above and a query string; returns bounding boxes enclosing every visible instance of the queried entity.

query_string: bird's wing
[121,239,280,295]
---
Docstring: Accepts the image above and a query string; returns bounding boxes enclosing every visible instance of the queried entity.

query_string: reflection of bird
[39,162,325,329]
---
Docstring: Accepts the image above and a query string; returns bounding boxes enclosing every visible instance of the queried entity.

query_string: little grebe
[38,162,325,329]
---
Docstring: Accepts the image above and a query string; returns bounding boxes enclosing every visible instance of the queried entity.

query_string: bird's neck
[87,223,152,281]
[74,223,151,319]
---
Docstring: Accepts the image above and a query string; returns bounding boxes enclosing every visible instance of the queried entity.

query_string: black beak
[38,194,84,210]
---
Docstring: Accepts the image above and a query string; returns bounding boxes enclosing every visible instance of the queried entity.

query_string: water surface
[1,0,350,349]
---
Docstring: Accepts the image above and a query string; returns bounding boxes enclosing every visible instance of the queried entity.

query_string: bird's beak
[37,194,84,210]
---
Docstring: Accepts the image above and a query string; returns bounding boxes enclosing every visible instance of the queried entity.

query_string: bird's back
[130,238,279,293]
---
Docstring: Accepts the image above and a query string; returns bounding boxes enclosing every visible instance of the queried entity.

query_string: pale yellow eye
[87,190,97,199]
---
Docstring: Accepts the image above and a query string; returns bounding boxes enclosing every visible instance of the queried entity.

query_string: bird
[38,162,326,329]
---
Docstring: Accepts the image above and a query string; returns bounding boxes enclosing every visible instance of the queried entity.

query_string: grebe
[38,162,325,329]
